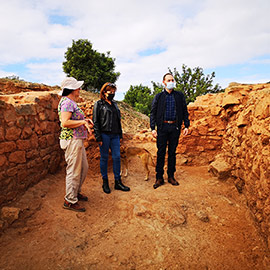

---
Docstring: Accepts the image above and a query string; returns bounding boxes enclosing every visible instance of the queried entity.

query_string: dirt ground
[0,140,269,270]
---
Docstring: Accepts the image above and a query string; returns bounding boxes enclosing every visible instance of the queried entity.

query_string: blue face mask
[165,82,176,90]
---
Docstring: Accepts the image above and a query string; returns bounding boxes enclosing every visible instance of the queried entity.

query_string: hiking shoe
[168,177,179,186]
[77,193,88,201]
[63,200,86,212]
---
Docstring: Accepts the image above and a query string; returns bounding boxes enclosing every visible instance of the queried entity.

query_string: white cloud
[0,70,17,79]
[218,75,270,89]
[249,58,270,65]
[26,62,66,86]
[0,0,269,99]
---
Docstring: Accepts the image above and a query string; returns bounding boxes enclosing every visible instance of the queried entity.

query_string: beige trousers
[60,138,89,204]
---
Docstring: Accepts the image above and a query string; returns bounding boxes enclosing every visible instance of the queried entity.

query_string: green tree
[124,64,223,116]
[151,81,163,96]
[150,65,223,104]
[62,39,120,92]
[123,85,153,116]
[5,75,21,81]
[169,64,223,104]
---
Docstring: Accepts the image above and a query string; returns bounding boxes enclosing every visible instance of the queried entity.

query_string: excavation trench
[0,140,269,270]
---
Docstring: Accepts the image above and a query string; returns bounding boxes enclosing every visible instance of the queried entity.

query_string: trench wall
[188,82,270,247]
[0,91,63,205]
[221,83,270,247]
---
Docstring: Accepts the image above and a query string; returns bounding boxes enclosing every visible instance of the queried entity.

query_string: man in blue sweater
[150,73,190,189]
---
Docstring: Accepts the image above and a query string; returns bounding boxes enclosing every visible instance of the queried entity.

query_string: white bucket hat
[58,77,84,96]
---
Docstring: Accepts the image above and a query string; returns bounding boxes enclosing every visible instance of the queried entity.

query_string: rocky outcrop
[0,78,59,95]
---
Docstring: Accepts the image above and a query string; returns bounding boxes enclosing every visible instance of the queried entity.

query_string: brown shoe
[63,200,86,212]
[153,178,165,189]
[77,193,88,201]
[168,177,179,186]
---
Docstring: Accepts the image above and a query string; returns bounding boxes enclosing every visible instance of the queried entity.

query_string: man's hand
[152,130,157,138]
[183,128,189,136]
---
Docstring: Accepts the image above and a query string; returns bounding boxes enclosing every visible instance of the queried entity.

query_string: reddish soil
[0,140,269,270]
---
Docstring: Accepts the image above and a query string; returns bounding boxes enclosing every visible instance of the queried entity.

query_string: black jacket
[150,90,190,131]
[93,99,122,142]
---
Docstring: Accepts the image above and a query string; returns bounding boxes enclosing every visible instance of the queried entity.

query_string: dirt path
[0,142,269,270]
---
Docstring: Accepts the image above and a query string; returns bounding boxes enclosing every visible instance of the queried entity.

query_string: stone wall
[206,82,270,247]
[0,81,152,206]
[178,93,227,164]
[222,83,270,246]
[133,92,228,165]
[0,91,63,205]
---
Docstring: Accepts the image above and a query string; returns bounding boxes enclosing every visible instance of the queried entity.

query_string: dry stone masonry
[0,89,63,205]
[195,82,270,247]
[212,83,270,247]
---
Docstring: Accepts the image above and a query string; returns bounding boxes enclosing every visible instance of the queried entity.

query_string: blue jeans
[99,133,121,180]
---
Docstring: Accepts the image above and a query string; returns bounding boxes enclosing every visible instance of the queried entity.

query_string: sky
[0,0,269,100]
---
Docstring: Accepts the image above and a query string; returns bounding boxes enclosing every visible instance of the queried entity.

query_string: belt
[163,120,176,124]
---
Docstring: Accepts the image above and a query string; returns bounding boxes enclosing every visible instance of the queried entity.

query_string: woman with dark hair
[58,77,92,212]
[93,82,130,194]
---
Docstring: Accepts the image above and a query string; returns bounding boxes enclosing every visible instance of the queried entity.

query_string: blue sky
[0,0,269,100]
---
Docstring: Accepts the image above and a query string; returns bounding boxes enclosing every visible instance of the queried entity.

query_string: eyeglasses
[104,83,116,92]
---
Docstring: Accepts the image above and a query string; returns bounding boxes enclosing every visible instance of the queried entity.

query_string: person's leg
[167,125,180,184]
[111,134,130,191]
[78,141,89,200]
[156,125,169,180]
[64,139,83,204]
[154,125,169,189]
[100,133,110,179]
[99,133,111,193]
[110,134,121,180]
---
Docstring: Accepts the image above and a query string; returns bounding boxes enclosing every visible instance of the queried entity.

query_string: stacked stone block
[0,92,63,205]
[217,83,270,246]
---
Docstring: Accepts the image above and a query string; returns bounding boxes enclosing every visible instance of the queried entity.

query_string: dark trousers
[156,124,180,179]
